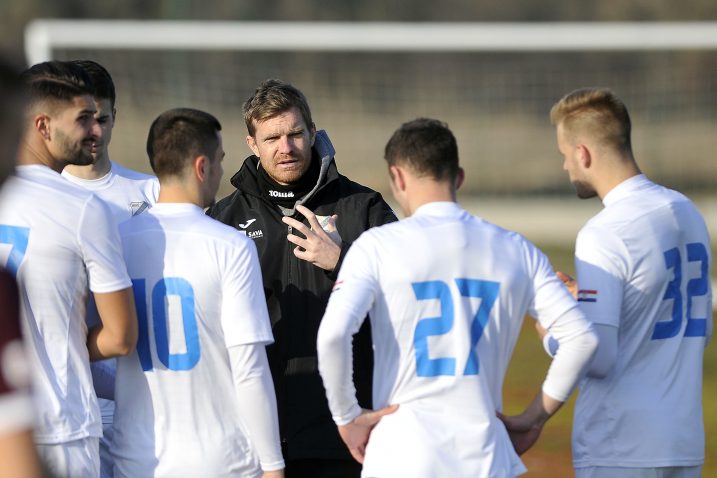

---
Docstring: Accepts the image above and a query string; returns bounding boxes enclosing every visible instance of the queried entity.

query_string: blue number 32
[652,242,710,340]
[412,278,499,377]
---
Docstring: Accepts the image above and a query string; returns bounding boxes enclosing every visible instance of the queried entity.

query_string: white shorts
[36,436,100,478]
[575,466,702,478]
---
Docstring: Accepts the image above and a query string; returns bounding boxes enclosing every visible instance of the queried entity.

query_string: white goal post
[25,20,717,65]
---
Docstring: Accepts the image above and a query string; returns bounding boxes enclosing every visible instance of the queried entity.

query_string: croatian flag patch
[577,289,598,303]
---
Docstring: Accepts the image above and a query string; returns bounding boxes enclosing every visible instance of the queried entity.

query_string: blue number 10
[652,242,709,340]
[132,277,201,371]
[412,278,499,377]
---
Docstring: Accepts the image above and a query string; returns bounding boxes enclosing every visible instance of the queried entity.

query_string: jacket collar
[229,147,339,214]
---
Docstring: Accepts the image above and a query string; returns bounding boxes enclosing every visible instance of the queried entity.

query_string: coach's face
[557,123,596,200]
[246,106,316,185]
[47,94,101,167]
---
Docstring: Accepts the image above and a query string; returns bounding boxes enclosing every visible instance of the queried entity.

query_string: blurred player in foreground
[0,60,138,477]
[545,87,712,478]
[317,118,598,477]
[0,57,43,478]
[61,59,159,478]
[113,108,284,477]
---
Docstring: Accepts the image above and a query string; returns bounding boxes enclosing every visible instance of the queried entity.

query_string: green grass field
[501,246,717,476]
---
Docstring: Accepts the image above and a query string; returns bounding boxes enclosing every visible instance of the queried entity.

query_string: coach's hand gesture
[283,204,341,271]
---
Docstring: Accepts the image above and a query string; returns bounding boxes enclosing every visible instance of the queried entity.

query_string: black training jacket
[207,134,396,461]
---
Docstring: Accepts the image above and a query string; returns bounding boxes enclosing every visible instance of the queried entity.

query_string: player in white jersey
[113,108,284,478]
[61,60,159,478]
[0,61,138,477]
[317,118,599,477]
[546,87,711,478]
[0,56,43,478]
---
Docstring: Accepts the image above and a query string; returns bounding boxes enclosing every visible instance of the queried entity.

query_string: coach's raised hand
[283,204,341,271]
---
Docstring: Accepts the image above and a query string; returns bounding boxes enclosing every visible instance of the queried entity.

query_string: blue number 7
[412,278,500,377]
[0,225,30,279]
[456,279,500,375]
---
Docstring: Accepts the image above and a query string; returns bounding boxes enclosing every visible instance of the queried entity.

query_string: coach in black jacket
[208,79,396,478]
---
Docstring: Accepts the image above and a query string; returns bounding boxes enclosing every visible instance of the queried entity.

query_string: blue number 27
[132,277,201,372]
[412,278,499,377]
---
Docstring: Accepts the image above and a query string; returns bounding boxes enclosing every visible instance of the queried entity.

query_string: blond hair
[550,87,632,154]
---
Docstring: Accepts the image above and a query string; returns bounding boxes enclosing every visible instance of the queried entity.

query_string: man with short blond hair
[547,87,711,478]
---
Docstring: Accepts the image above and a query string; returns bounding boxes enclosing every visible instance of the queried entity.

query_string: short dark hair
[20,60,93,112]
[243,79,314,136]
[70,60,116,108]
[384,118,459,182]
[146,108,222,178]
[0,56,25,186]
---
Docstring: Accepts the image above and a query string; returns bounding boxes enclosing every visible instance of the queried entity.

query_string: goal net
[25,21,717,199]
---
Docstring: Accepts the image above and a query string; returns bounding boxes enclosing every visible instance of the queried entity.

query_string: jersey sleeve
[574,224,629,327]
[317,234,380,425]
[78,194,132,293]
[220,237,274,348]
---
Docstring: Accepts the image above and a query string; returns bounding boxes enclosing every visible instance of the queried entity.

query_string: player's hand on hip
[556,270,578,299]
[497,411,545,456]
[338,404,399,464]
[282,204,341,271]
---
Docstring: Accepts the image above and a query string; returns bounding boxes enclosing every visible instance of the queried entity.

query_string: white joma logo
[238,219,256,229]
[269,190,294,198]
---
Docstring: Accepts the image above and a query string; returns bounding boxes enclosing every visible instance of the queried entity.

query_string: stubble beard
[572,179,597,200]
[56,129,94,166]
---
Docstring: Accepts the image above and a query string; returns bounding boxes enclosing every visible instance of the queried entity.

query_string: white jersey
[319,202,589,478]
[62,161,159,221]
[63,161,159,426]
[572,175,712,468]
[0,165,131,444]
[113,203,274,478]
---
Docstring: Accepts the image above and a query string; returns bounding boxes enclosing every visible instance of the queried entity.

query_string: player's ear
[194,155,208,181]
[389,165,407,192]
[455,167,465,191]
[112,107,117,122]
[246,135,259,157]
[577,144,592,168]
[309,123,316,147]
[35,114,51,141]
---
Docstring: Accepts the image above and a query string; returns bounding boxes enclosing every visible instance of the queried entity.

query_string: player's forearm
[229,345,284,471]
[542,310,599,401]
[89,287,138,360]
[317,316,362,425]
[0,430,43,478]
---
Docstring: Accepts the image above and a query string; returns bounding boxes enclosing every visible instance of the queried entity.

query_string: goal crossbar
[25,20,717,65]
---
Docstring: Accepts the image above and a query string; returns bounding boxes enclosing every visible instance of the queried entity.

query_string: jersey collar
[602,174,650,208]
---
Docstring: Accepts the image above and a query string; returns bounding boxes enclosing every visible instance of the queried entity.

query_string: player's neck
[17,136,64,173]
[595,156,641,200]
[64,155,112,180]
[403,183,456,217]
[157,183,203,208]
